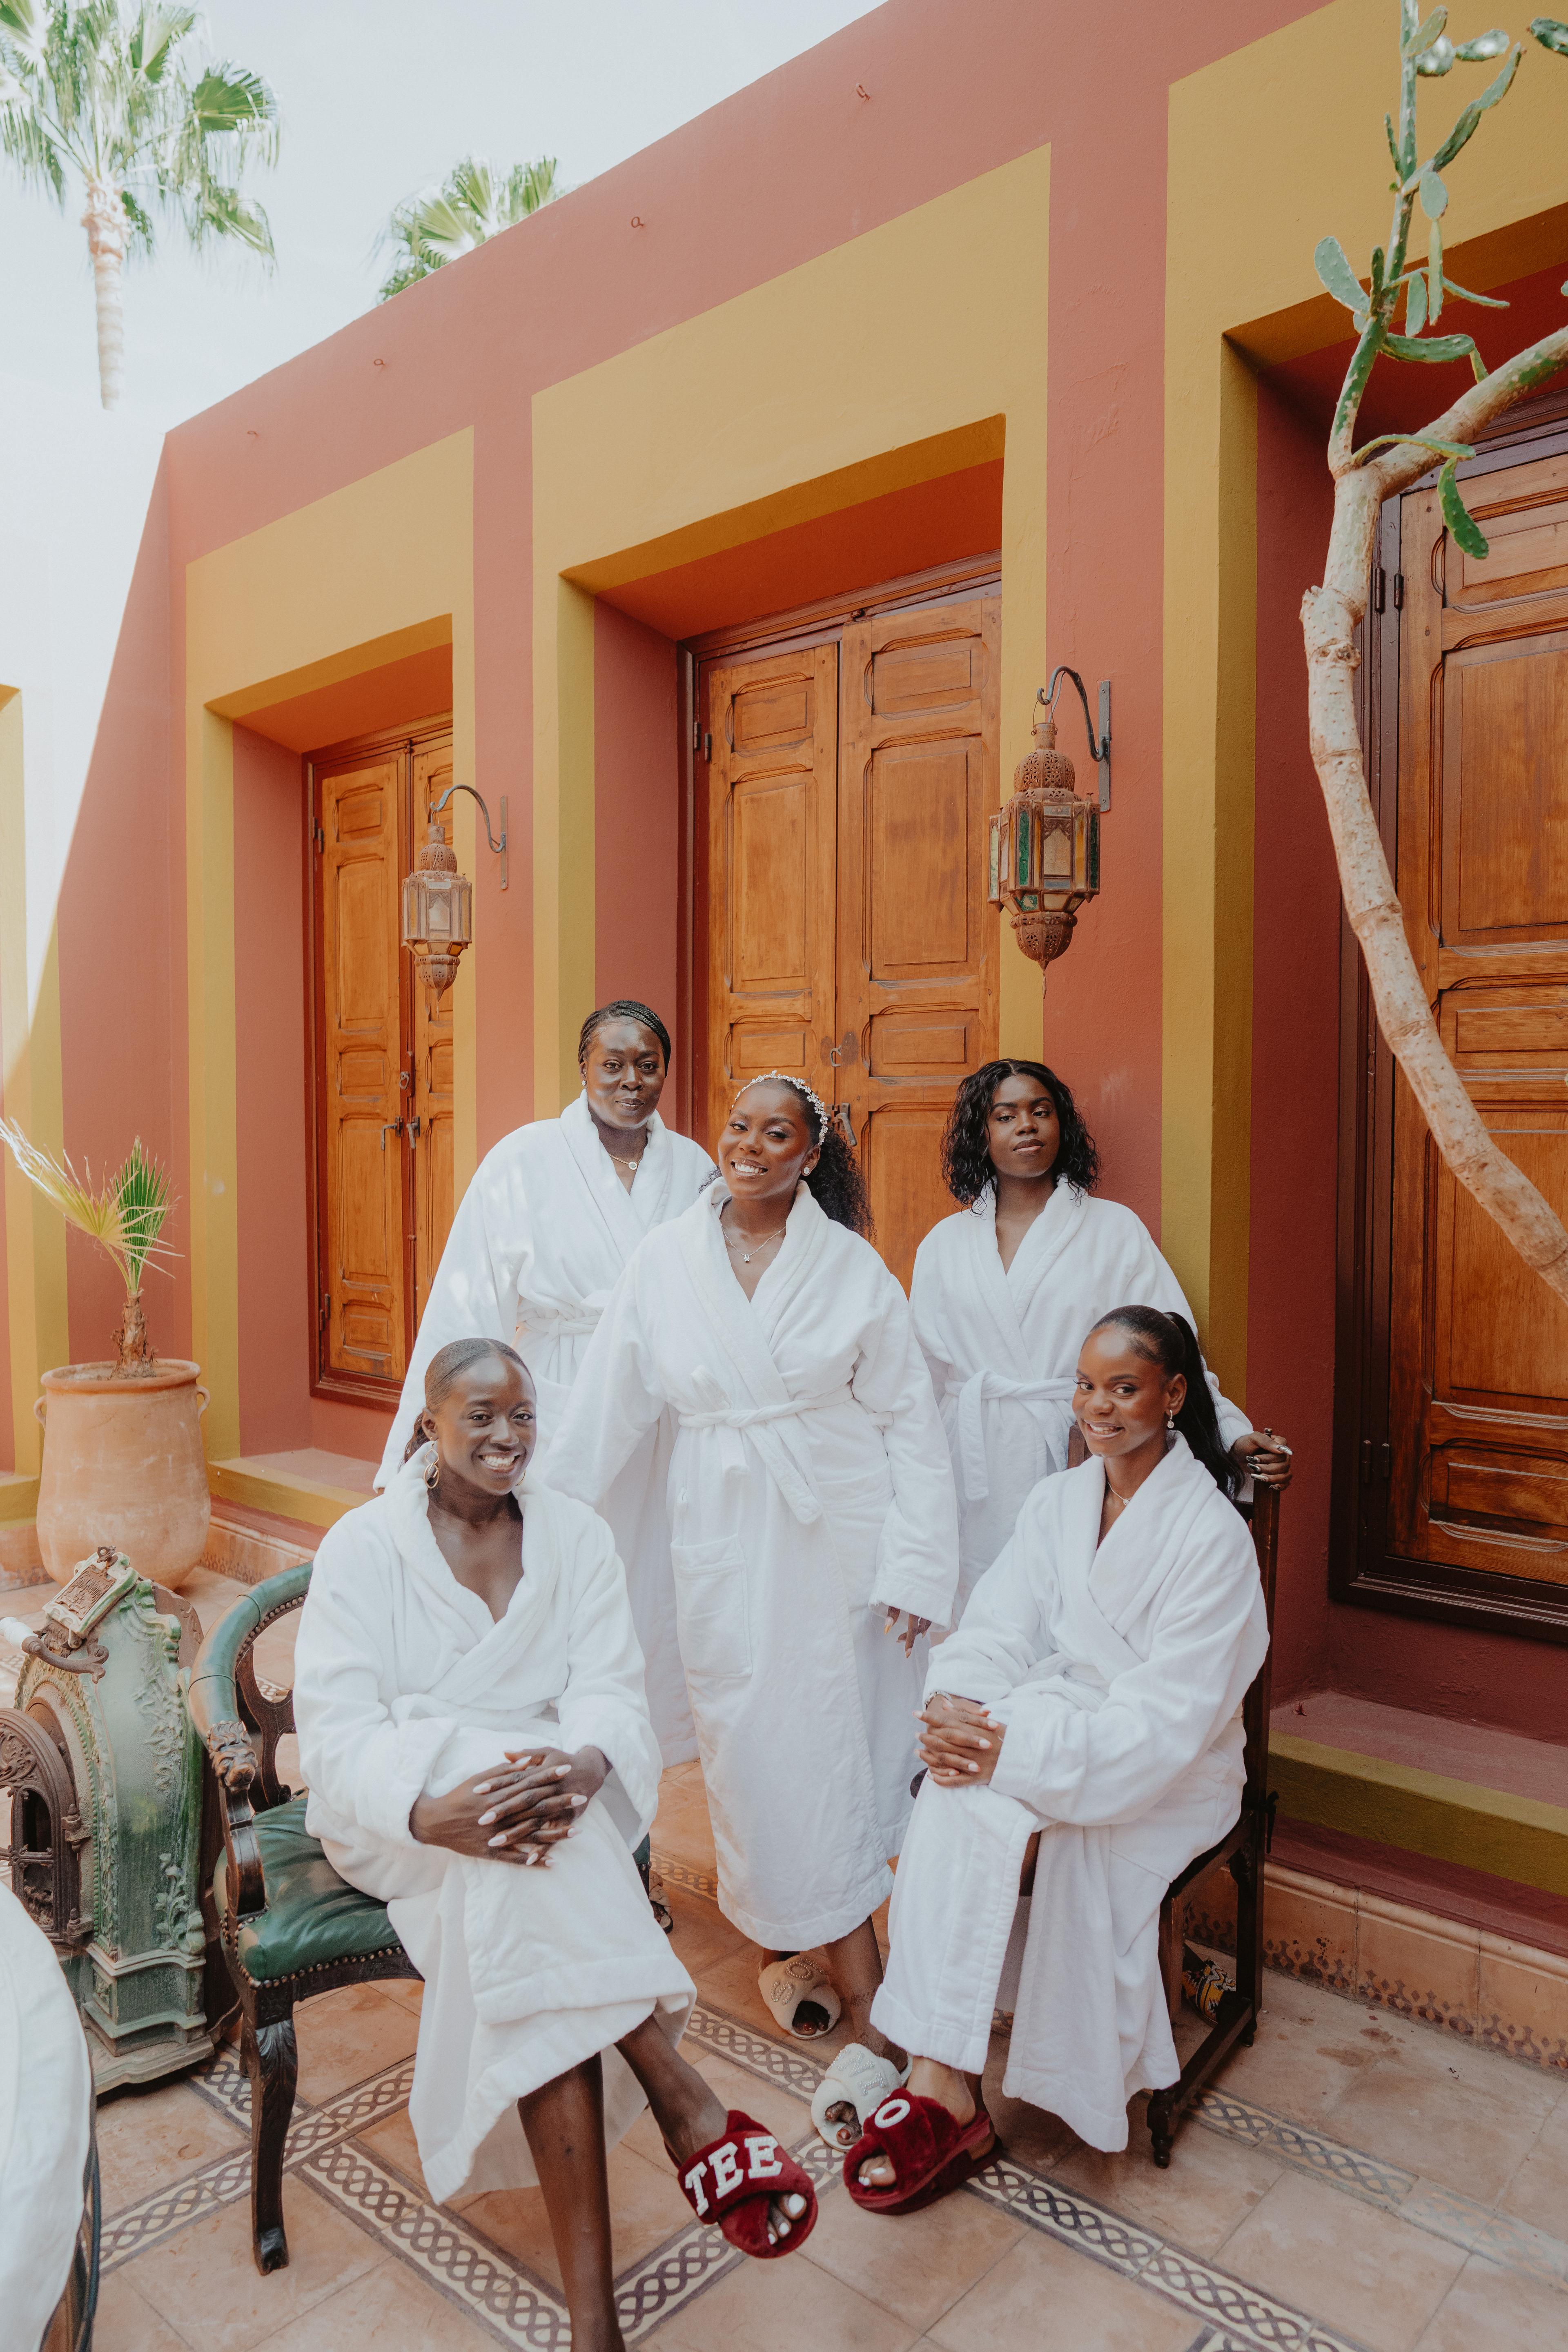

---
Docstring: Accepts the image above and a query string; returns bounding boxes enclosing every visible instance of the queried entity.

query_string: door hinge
[1374,566,1386,613]
[1381,1440,1392,1481]
[1392,572,1404,610]
[314,823,325,853]
[318,1292,329,1331]
[1361,1438,1391,1485]
[703,731,713,762]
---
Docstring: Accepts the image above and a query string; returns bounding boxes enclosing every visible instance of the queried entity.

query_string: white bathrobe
[546,1182,960,1949]
[911,1184,1252,1610]
[378,1092,716,1764]
[294,1454,695,2204]
[870,1436,1267,2153]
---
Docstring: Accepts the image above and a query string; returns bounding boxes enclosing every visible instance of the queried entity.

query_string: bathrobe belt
[950,1370,1078,1501]
[678,1381,856,1526]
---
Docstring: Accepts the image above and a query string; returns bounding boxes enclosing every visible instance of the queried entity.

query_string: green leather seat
[213,1796,408,1983]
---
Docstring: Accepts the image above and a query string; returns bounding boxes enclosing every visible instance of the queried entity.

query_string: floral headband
[733,1071,828,1144]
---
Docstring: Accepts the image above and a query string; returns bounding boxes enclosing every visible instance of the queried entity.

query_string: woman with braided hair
[547,1074,959,2144]
[378,1000,714,1763]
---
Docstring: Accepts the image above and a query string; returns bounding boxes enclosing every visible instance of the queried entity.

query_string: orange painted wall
[56,464,185,1369]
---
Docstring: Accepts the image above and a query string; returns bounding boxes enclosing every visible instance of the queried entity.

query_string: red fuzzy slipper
[669,2109,818,2259]
[843,2090,996,2215]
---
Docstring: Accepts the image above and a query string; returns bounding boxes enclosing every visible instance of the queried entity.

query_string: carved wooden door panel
[1389,451,1568,1595]
[410,736,457,1325]
[317,750,409,1386]
[698,645,839,1156]
[837,597,1001,1288]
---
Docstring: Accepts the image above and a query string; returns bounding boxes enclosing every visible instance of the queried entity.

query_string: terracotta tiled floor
[81,1755,1568,2350]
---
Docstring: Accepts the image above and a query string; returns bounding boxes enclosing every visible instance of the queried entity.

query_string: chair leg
[1147,2085,1175,2169]
[243,2010,298,2273]
[1230,1829,1263,2045]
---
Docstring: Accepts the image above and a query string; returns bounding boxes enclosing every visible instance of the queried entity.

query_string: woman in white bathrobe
[547,1075,958,2105]
[911,1059,1290,1613]
[847,1306,1269,2210]
[296,1336,816,2350]
[379,999,714,1764]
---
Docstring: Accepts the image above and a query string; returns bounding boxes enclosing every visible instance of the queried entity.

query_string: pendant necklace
[725,1221,787,1265]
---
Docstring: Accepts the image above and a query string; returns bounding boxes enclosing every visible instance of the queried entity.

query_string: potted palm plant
[0,1125,209,1588]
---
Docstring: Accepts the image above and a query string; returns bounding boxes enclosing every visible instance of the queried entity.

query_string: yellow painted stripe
[208,1458,365,1531]
[1271,1733,1568,1898]
[0,1474,40,1525]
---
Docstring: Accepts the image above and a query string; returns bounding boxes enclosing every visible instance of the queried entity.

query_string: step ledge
[1271,1731,1568,1897]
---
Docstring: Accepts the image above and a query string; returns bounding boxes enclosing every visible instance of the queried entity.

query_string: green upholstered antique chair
[187,1563,420,2276]
[1146,1478,1283,2166]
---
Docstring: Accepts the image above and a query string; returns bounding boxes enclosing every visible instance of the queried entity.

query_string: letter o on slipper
[872,2096,911,2128]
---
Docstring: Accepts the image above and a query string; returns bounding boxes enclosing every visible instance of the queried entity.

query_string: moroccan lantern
[989,675,1105,992]
[400,782,506,1002]
[401,822,472,998]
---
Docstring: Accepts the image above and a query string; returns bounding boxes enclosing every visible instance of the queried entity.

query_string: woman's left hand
[472,1745,609,1860]
[1232,1429,1293,1490]
[884,1607,933,1657]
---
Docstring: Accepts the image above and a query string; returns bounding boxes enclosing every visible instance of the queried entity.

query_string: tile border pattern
[94,1994,1567,2350]
[1192,2084,1568,2292]
[1182,1860,1568,2073]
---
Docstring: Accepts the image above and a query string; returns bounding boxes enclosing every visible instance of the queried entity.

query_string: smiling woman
[911,1059,1287,1611]
[378,997,715,1762]
[546,1070,960,2152]
[294,1330,816,2348]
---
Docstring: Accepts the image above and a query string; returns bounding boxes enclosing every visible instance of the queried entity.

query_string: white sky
[0,0,882,429]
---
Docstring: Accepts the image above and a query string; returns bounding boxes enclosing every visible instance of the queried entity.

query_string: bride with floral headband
[547,1073,960,2152]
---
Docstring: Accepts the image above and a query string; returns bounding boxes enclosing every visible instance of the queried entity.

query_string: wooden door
[410,737,457,1325]
[1387,450,1568,1598]
[699,644,839,1152]
[316,748,409,1386]
[695,586,1001,1287]
[837,597,1001,1288]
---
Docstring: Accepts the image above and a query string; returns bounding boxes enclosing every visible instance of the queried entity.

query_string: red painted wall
[592,604,682,1115]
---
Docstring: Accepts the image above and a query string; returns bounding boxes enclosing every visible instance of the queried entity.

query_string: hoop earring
[424,1454,440,1491]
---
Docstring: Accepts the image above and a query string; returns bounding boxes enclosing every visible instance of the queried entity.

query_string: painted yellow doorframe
[0,686,66,1512]
[529,147,1052,1113]
[184,430,477,1474]
[1165,0,1568,1399]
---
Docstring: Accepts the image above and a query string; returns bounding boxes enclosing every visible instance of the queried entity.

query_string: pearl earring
[1166,1413,1177,1431]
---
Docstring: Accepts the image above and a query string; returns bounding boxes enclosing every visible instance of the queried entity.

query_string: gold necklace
[724,1221,787,1265]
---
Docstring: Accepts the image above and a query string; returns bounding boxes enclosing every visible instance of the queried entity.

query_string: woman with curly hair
[548,1074,958,2138]
[912,1060,1288,1612]
[377,999,714,1763]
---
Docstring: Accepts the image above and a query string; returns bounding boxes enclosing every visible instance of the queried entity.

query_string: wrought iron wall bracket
[429,782,509,891]
[1038,668,1112,812]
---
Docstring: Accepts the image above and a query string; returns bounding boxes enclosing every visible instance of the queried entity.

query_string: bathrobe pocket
[670,1536,752,1682]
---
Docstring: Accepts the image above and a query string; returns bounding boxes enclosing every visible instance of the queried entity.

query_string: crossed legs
[518,2011,808,2352]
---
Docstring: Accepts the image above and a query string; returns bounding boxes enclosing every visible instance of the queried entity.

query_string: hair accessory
[733,1070,828,1143]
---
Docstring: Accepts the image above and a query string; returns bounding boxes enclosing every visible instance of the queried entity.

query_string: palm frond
[375,151,561,301]
[0,1119,178,1296]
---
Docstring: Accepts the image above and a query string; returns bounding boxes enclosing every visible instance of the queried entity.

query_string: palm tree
[0,0,278,408]
[376,154,560,302]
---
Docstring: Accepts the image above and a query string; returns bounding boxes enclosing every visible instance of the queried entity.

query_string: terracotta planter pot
[34,1361,211,1590]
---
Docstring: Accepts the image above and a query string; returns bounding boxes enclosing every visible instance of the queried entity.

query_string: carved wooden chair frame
[1147,1479,1281,2165]
[188,1564,419,2274]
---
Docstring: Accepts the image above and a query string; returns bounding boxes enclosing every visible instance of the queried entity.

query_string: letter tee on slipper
[670,2110,818,2259]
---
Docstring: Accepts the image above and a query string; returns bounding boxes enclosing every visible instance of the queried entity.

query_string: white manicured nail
[478,1809,498,1825]
[488,1832,508,1846]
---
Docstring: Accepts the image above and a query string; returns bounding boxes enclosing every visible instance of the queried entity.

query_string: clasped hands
[409,1744,609,1866]
[917,1690,1003,1787]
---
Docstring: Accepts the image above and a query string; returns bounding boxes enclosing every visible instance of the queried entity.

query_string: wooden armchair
[187,1564,419,2275]
[1146,1479,1282,2166]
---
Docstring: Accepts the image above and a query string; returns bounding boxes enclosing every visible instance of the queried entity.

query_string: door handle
[831,1102,857,1148]
[821,1031,858,1068]
[408,1116,422,1147]
[380,1119,405,1151]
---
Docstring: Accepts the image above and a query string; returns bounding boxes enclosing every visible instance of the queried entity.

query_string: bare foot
[857,2059,980,2191]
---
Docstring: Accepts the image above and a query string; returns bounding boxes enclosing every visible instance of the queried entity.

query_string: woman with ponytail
[911,1060,1288,1613]
[547,1074,958,2144]
[844,1304,1272,2207]
[376,999,715,1764]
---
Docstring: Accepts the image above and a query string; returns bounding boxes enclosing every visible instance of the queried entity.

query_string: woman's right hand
[409,1761,570,1866]
[918,1691,1003,1786]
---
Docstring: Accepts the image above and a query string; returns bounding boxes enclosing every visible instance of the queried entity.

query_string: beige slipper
[758,1954,841,2040]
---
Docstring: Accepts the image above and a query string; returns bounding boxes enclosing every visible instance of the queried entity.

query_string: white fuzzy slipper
[758,1954,841,2040]
[810,2042,911,2150]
